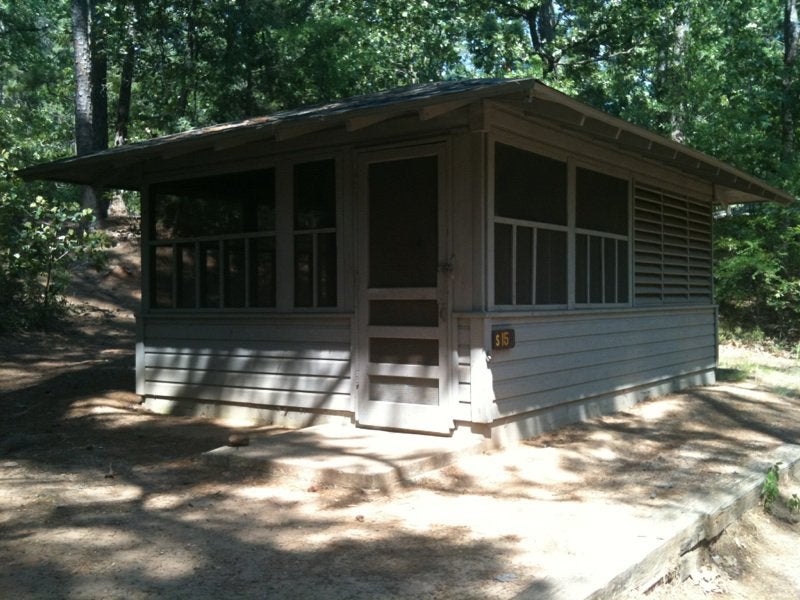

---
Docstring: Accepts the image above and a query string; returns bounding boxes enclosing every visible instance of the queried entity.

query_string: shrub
[0,151,108,331]
[714,203,800,345]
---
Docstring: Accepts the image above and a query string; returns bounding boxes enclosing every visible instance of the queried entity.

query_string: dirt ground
[1,224,799,599]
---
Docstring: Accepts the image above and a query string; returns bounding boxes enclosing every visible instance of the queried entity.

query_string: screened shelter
[21,79,793,443]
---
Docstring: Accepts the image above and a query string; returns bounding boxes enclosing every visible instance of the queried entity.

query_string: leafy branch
[0,151,109,330]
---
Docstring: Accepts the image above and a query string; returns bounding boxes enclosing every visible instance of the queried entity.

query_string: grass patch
[718,342,800,398]
[766,383,800,399]
[715,366,752,383]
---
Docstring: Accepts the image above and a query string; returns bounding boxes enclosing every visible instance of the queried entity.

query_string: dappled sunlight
[64,396,142,420]
[30,526,141,548]
[3,329,800,597]
[232,485,307,504]
[587,445,619,461]
[0,471,143,510]
[673,443,718,463]
[0,367,47,390]
[634,396,684,420]
[142,492,197,511]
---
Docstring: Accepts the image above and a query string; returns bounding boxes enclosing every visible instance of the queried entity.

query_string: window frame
[144,154,342,313]
[493,217,570,307]
[291,158,339,309]
[572,164,632,307]
[489,136,633,311]
[149,231,278,311]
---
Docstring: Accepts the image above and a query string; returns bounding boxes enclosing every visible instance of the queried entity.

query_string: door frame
[354,142,455,434]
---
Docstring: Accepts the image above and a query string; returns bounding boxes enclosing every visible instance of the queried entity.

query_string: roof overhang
[521,82,793,205]
[17,79,527,190]
[17,78,794,205]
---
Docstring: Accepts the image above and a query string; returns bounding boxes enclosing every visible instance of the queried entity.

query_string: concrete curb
[587,443,800,599]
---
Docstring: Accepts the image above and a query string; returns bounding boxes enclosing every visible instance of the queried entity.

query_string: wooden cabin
[21,78,794,444]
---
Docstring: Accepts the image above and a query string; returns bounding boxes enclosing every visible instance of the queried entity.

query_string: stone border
[589,443,800,599]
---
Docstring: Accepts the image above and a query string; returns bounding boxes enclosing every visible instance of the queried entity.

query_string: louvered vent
[634,186,712,305]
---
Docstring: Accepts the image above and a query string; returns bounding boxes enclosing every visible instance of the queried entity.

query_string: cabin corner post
[135,316,145,396]
[342,149,358,417]
[469,318,494,424]
[136,183,150,398]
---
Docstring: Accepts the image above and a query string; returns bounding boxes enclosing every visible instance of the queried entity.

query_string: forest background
[1,0,800,345]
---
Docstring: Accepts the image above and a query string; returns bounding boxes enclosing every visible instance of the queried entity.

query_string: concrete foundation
[144,369,716,449]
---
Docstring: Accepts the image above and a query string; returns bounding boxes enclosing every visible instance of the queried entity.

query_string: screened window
[151,171,275,239]
[574,167,630,305]
[149,160,338,311]
[495,143,567,225]
[493,143,568,306]
[294,159,337,307]
[492,142,631,308]
[149,169,276,309]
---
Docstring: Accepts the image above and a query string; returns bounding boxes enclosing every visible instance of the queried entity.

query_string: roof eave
[17,78,533,190]
[525,82,794,206]
[17,78,796,205]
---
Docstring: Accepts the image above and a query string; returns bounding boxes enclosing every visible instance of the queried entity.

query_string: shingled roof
[18,78,794,205]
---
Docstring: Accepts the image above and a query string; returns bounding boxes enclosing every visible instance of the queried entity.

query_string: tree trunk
[90,1,109,220]
[72,0,93,156]
[90,1,107,153]
[668,19,690,143]
[524,2,558,75]
[782,0,799,165]
[111,4,138,218]
[114,34,136,147]
[114,0,143,146]
[71,0,108,225]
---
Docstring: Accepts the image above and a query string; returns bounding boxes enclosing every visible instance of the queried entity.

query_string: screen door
[356,147,453,433]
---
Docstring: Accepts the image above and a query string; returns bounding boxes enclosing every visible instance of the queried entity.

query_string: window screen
[151,169,275,239]
[148,168,277,309]
[294,160,336,230]
[492,144,630,308]
[369,156,438,288]
[574,167,630,305]
[494,143,567,225]
[576,168,628,235]
[293,159,337,308]
[493,143,568,306]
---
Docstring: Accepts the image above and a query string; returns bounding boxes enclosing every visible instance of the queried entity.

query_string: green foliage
[120,0,472,134]
[715,204,800,343]
[718,323,767,348]
[0,0,75,160]
[761,462,781,510]
[761,462,800,514]
[2,0,800,340]
[0,152,108,331]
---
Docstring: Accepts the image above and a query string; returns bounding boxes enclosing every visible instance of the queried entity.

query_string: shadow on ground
[2,324,799,598]
[0,326,539,598]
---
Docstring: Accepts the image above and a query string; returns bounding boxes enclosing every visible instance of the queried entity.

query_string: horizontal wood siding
[489,307,716,419]
[141,315,353,412]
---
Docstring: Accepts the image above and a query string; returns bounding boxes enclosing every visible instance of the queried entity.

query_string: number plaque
[491,328,515,350]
